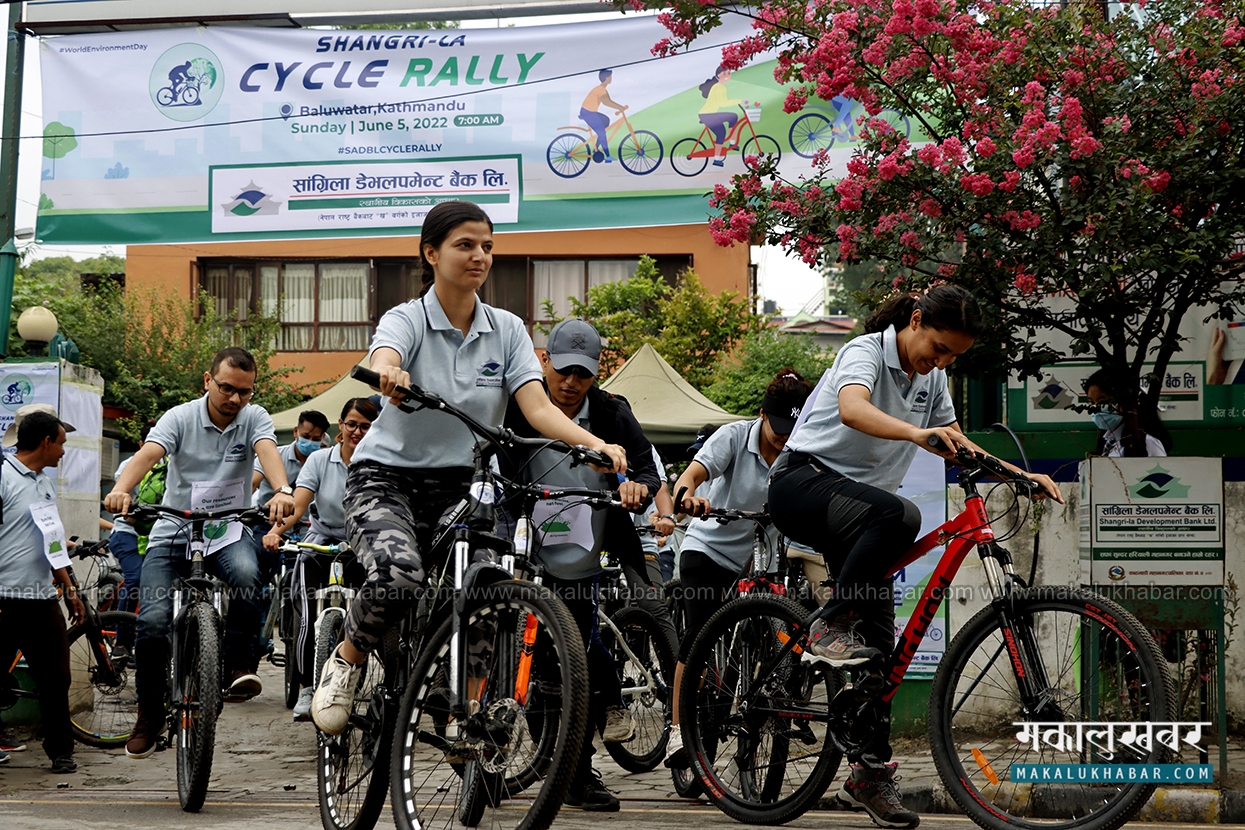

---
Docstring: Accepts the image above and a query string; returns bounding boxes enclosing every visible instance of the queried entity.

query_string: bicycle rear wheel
[391,579,588,830]
[930,586,1175,830]
[68,610,138,748]
[664,577,704,799]
[176,603,222,813]
[317,632,392,830]
[602,605,674,772]
[682,593,842,824]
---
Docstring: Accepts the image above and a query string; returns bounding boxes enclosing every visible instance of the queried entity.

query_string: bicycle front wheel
[68,610,138,748]
[682,593,842,824]
[602,605,674,772]
[618,130,663,175]
[930,586,1175,830]
[176,603,222,813]
[546,134,590,179]
[391,579,588,830]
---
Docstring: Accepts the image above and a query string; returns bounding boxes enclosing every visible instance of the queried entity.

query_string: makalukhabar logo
[221,182,281,218]
[1031,374,1076,410]
[1126,465,1192,499]
[149,44,224,122]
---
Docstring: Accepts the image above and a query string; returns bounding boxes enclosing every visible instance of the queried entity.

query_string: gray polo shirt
[525,398,614,580]
[785,325,956,494]
[253,441,305,506]
[0,456,62,599]
[296,445,348,542]
[111,457,138,537]
[354,291,543,470]
[683,419,779,572]
[145,395,278,546]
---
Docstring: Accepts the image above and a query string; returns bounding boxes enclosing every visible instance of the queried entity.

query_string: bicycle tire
[742,135,782,170]
[546,134,590,179]
[67,610,138,748]
[284,601,302,709]
[391,579,589,830]
[176,603,222,813]
[603,605,675,772]
[315,610,346,689]
[681,593,842,825]
[929,586,1175,830]
[182,85,201,106]
[618,129,663,175]
[156,87,176,106]
[671,138,710,177]
[789,113,835,158]
[663,577,705,799]
[316,634,392,830]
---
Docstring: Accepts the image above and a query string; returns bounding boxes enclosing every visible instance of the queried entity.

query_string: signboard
[0,362,61,449]
[893,449,948,677]
[36,16,900,244]
[1079,457,1224,586]
[1017,361,1204,426]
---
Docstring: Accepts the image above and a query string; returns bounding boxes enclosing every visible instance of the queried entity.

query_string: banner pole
[0,1,26,358]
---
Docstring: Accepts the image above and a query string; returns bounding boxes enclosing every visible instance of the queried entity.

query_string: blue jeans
[110,530,143,649]
[135,535,263,707]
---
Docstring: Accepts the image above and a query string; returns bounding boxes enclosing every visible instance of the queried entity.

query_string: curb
[819,784,1240,823]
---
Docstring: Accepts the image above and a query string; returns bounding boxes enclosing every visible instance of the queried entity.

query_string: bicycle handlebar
[276,540,352,556]
[128,503,269,525]
[351,365,615,470]
[927,435,1042,495]
[673,485,770,524]
[526,485,624,510]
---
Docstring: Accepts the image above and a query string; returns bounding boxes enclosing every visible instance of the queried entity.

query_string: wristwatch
[276,485,294,496]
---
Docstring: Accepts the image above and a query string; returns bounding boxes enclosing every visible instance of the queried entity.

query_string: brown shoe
[125,704,164,759]
[225,668,262,701]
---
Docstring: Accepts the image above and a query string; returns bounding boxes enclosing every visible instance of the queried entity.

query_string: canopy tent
[270,362,374,433]
[601,343,744,446]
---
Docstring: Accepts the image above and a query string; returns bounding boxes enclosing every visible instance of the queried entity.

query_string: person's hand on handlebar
[616,480,648,511]
[590,442,628,475]
[1021,472,1064,504]
[376,365,412,407]
[914,426,965,458]
[678,487,711,518]
[268,491,295,525]
[104,489,132,516]
[263,530,283,551]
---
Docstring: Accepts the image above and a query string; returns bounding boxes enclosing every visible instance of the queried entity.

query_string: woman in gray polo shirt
[263,397,377,719]
[311,201,627,736]
[768,286,1061,828]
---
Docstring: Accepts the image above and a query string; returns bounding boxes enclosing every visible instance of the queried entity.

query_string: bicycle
[1,548,138,749]
[259,554,301,709]
[156,77,201,107]
[788,98,912,158]
[125,502,269,813]
[335,365,593,830]
[671,103,782,177]
[546,109,664,178]
[679,444,1175,828]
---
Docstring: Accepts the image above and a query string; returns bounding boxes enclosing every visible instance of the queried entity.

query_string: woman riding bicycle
[310,200,627,736]
[664,369,812,770]
[697,65,744,167]
[768,285,1062,828]
[263,397,377,720]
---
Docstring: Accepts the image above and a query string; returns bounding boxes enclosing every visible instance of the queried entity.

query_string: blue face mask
[1090,411,1123,432]
[296,437,322,456]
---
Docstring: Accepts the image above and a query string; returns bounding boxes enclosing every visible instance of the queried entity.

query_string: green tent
[601,343,744,446]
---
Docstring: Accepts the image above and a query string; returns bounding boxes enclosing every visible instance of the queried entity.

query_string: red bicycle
[678,445,1175,830]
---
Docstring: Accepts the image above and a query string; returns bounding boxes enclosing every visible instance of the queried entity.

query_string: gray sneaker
[602,705,635,743]
[837,762,920,828]
[293,687,315,721]
[802,617,882,667]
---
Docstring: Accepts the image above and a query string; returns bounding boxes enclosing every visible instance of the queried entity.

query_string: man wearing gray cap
[0,404,85,774]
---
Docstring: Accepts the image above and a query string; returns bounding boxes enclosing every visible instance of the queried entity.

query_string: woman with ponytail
[768,285,1062,828]
[697,65,744,167]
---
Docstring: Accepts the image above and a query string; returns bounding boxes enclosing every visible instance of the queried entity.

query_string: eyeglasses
[210,376,255,400]
[341,420,372,433]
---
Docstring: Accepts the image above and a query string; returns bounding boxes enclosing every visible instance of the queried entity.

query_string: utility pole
[0,1,25,358]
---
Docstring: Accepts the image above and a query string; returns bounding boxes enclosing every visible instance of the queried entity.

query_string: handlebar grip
[674,486,688,507]
[350,365,382,387]
[927,434,950,453]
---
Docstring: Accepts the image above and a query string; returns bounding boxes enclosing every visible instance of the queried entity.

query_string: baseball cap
[2,404,77,449]
[546,319,602,376]
[761,391,805,435]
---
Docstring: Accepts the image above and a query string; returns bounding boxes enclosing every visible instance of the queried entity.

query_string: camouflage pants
[344,461,495,673]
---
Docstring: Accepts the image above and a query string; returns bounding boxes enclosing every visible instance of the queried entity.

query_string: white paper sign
[190,477,247,553]
[531,496,595,554]
[29,501,71,570]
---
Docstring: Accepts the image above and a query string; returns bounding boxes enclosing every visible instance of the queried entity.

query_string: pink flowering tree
[628,0,1245,440]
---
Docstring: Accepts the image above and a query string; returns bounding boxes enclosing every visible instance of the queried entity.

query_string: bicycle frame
[555,110,639,153]
[688,109,757,156]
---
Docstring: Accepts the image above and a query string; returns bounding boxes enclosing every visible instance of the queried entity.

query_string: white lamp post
[16,306,58,356]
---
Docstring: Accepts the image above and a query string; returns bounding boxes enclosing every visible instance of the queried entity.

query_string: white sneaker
[602,705,635,743]
[293,687,315,721]
[664,727,689,769]
[311,646,363,736]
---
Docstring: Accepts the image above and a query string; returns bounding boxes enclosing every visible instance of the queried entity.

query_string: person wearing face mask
[1082,368,1171,458]
[250,411,330,576]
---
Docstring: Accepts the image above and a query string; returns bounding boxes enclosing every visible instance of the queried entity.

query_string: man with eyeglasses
[104,347,296,759]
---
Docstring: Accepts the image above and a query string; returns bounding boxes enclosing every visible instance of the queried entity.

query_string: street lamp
[17,306,58,356]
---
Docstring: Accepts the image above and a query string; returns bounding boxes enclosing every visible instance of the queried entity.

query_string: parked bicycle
[125,502,268,813]
[546,109,664,178]
[788,98,911,158]
[671,103,781,177]
[326,365,593,830]
[678,442,1174,829]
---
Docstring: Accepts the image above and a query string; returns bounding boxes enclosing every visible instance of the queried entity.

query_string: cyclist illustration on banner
[580,70,627,164]
[670,64,781,176]
[546,68,664,178]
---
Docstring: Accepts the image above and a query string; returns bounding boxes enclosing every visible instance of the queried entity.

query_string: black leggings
[768,451,921,764]
[676,549,741,663]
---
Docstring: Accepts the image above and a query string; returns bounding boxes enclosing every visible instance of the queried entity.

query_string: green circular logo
[0,375,33,412]
[149,44,224,122]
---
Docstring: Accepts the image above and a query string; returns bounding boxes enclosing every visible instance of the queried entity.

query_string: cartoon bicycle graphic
[788,95,912,158]
[156,60,204,107]
[546,68,664,178]
[671,66,781,176]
